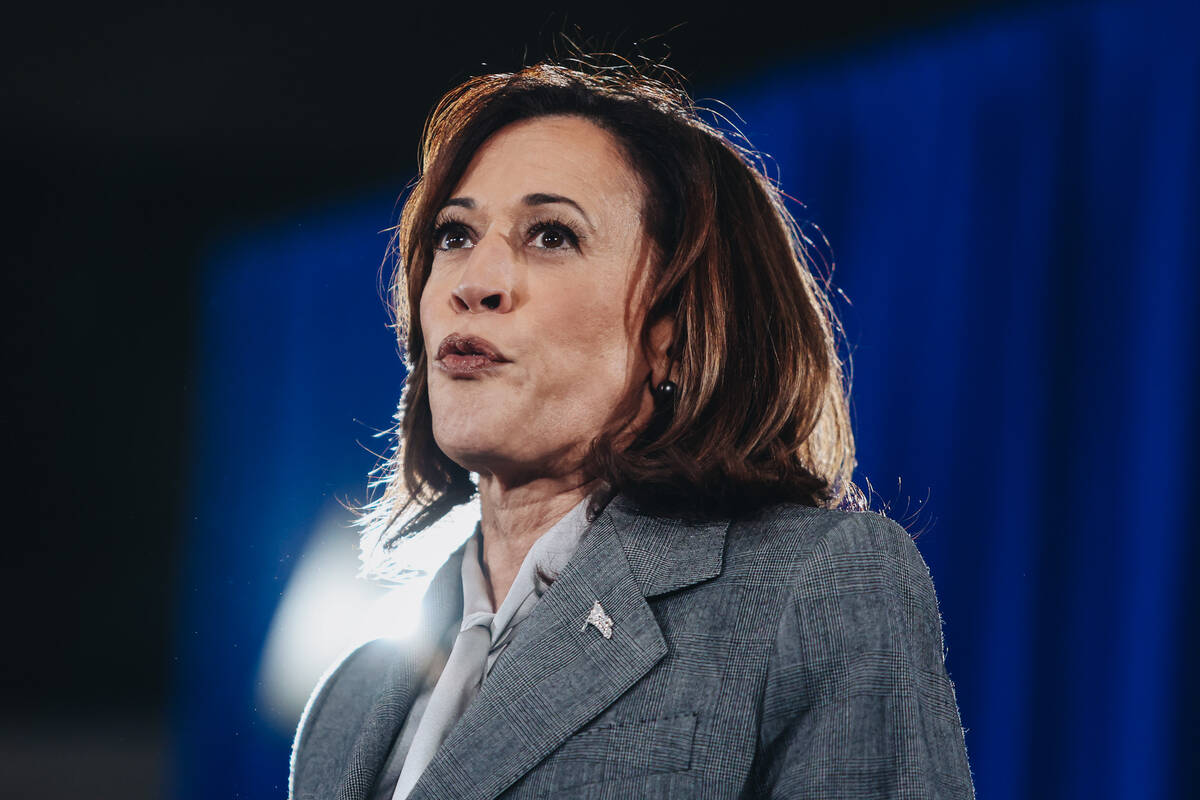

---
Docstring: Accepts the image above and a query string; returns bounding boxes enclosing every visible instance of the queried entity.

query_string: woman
[290,58,974,799]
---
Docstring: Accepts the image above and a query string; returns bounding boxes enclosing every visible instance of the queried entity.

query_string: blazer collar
[604,493,730,598]
[404,495,730,800]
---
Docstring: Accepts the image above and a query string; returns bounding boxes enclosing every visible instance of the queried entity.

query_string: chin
[431,413,512,468]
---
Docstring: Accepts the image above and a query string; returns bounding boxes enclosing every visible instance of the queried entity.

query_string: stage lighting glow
[256,499,479,733]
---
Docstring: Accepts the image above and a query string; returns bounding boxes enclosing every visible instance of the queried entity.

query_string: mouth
[435,333,510,376]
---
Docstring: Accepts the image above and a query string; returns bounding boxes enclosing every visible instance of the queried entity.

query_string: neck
[475,473,593,611]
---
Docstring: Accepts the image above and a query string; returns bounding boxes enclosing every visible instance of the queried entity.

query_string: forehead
[453,115,642,210]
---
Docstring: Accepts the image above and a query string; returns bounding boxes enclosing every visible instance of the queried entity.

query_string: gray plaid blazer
[290,496,974,799]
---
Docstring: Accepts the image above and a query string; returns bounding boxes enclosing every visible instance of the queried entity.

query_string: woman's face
[420,115,661,485]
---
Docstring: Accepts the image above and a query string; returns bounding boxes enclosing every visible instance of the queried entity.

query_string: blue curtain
[178,2,1199,797]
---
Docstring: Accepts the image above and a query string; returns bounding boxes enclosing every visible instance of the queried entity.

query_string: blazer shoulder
[289,637,407,798]
[726,503,925,587]
[745,506,973,796]
[736,503,951,683]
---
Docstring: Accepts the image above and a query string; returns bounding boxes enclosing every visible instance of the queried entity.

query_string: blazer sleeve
[750,512,975,799]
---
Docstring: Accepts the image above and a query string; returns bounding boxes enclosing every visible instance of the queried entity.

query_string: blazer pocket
[537,712,697,793]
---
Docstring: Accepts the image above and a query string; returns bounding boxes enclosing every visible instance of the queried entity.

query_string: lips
[435,333,510,375]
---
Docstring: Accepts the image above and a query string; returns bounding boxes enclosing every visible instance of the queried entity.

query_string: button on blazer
[290,496,975,799]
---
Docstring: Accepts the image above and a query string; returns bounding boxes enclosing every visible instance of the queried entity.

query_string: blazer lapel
[603,495,729,599]
[407,496,730,800]
[335,544,466,800]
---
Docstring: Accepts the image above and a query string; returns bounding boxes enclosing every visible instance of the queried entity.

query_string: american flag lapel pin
[581,600,614,639]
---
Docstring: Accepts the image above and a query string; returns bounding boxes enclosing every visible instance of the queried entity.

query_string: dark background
[13,2,1199,798]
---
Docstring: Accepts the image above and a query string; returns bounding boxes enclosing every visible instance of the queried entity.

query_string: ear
[647,315,675,387]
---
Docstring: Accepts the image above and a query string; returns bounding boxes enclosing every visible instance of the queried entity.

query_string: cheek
[540,289,639,397]
[418,279,445,350]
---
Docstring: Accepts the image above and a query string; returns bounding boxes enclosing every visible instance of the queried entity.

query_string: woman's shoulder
[733,501,908,540]
[722,503,933,596]
[722,502,950,675]
[728,505,971,796]
[290,637,409,796]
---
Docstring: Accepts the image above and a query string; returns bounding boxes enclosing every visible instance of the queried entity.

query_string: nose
[450,234,515,314]
[452,282,512,313]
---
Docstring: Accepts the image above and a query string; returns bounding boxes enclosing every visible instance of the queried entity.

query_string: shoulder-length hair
[360,58,864,574]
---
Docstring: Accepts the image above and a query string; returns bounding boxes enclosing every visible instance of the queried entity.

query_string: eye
[432,221,474,251]
[528,220,581,251]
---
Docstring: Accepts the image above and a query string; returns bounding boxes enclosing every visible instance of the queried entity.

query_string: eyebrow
[522,193,594,229]
[441,193,595,230]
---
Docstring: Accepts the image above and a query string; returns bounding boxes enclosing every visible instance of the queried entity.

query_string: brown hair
[361,58,864,569]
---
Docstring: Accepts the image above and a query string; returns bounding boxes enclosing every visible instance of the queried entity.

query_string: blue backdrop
[178,1,1199,797]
